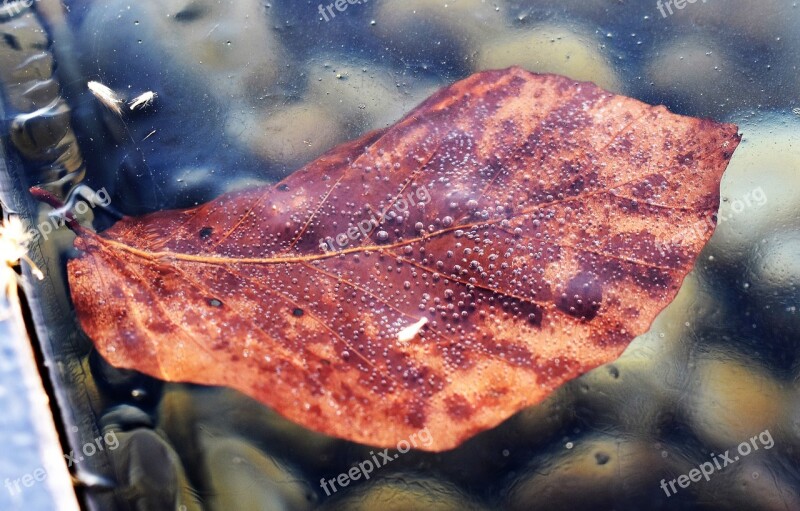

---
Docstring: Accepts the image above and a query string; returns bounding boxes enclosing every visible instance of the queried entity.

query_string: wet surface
[0,0,798,510]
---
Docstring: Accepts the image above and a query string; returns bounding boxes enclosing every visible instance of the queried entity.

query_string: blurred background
[0,0,798,509]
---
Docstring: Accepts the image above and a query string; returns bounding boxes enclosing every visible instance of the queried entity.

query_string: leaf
[65,68,740,451]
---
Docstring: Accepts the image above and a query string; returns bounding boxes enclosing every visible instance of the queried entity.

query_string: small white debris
[128,91,157,111]
[87,81,123,115]
[397,317,428,343]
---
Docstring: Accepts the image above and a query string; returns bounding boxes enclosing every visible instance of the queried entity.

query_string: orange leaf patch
[66,68,740,451]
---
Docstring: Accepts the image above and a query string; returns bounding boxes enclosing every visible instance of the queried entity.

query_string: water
[0,0,798,510]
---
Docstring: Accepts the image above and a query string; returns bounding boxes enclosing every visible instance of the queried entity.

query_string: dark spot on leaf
[278,184,290,191]
[210,339,230,350]
[199,227,213,239]
[677,151,695,165]
[292,308,304,317]
[595,452,610,465]
[208,298,222,307]
[404,400,427,429]
[444,394,474,421]
[556,272,602,320]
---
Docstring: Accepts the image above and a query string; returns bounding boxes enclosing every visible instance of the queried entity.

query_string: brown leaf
[65,68,740,451]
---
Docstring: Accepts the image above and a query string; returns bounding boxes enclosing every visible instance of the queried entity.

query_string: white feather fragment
[397,317,429,343]
[87,81,123,115]
[128,91,157,111]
